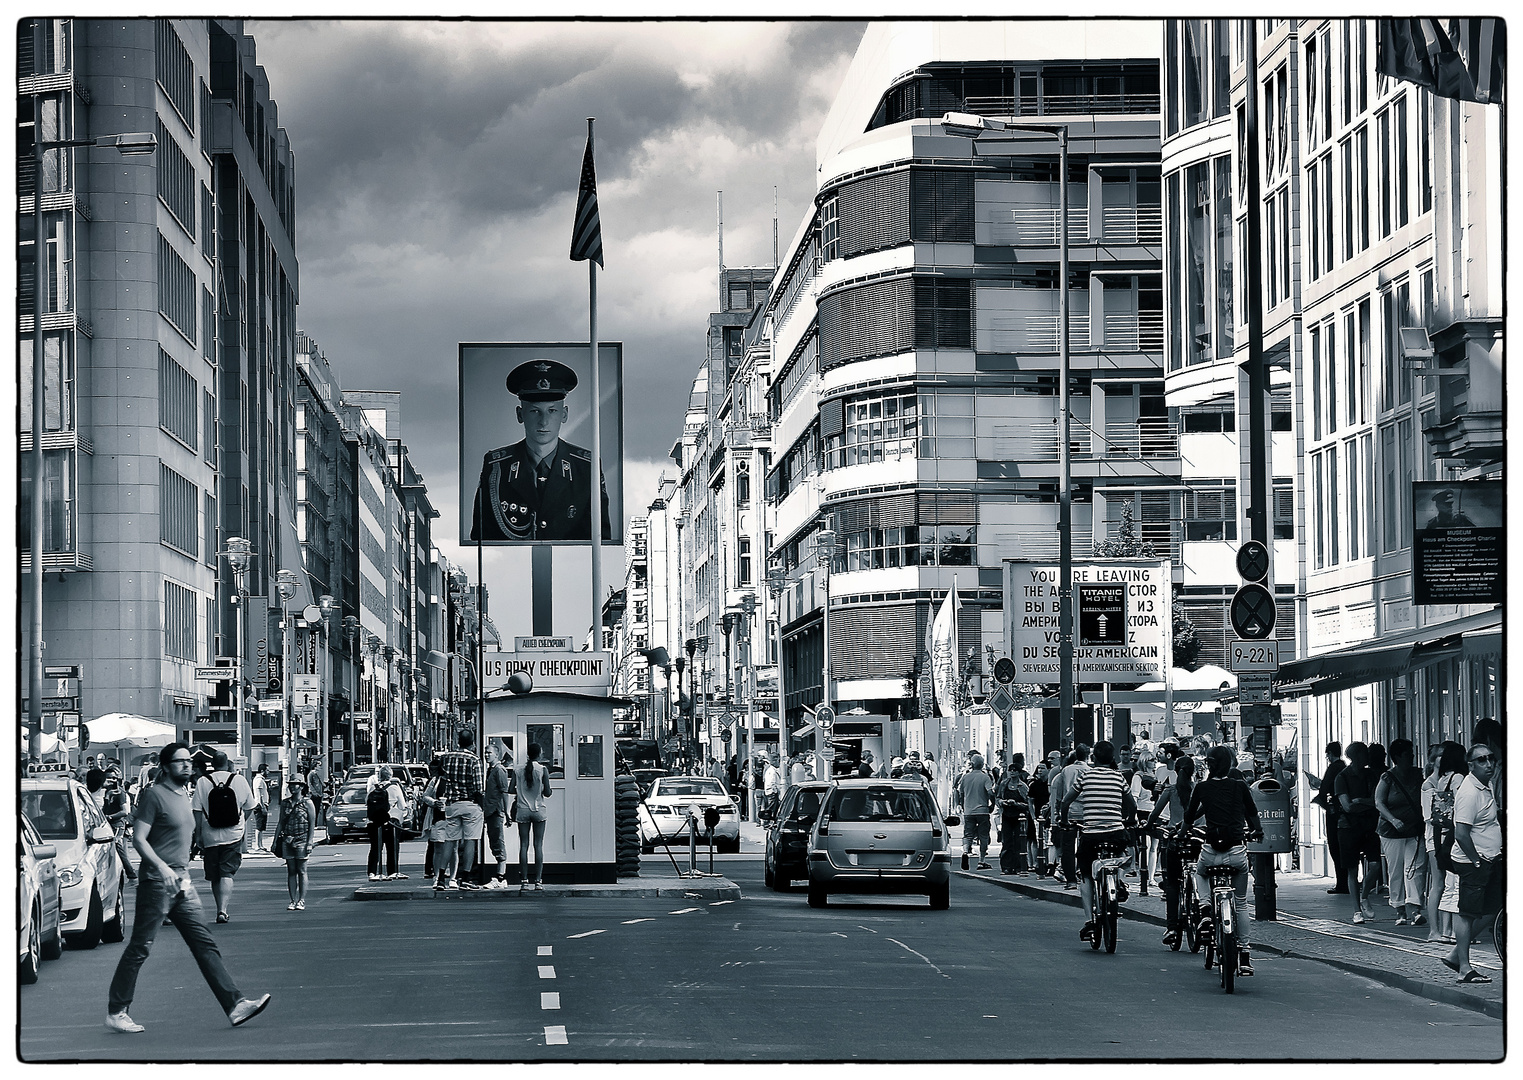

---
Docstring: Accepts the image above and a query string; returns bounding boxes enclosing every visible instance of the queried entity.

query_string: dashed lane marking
[538,946,553,956]
[538,965,556,979]
[887,937,951,979]
[857,925,879,933]
[541,993,561,1010]
[830,932,848,938]
[622,918,656,924]
[669,907,700,914]
[567,929,605,939]
[709,899,734,905]
[545,1025,568,1045]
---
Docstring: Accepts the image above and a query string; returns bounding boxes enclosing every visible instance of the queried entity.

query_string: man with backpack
[191,750,255,923]
[365,766,405,881]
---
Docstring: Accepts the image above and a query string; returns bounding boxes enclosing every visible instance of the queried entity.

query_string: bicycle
[1201,862,1240,993]
[1492,905,1505,964]
[1172,830,1205,953]
[1089,841,1130,954]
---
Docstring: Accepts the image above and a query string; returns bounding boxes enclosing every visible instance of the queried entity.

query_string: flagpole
[587,117,603,649]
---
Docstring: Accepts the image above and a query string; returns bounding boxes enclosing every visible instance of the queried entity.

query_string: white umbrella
[86,713,177,748]
[20,730,72,755]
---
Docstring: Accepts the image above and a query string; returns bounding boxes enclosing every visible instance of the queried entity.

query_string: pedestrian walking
[247,764,271,853]
[434,730,485,891]
[481,747,512,888]
[1442,742,1503,984]
[1049,744,1092,888]
[994,762,1034,874]
[512,742,553,891]
[1335,742,1381,922]
[365,766,404,881]
[106,742,270,1034]
[277,776,316,910]
[763,753,782,822]
[191,750,255,924]
[1374,738,1428,925]
[958,753,996,870]
[1423,741,1466,943]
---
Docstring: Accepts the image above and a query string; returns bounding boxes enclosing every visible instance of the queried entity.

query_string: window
[844,526,918,571]
[825,391,919,470]
[165,580,197,661]
[738,537,752,586]
[156,118,196,237]
[155,19,195,129]
[1323,319,1337,436]
[1310,325,1322,441]
[1393,95,1409,229]
[735,461,750,508]
[204,492,218,568]
[1355,21,1369,114]
[1184,161,1209,363]
[1326,443,1340,565]
[1380,424,1398,553]
[1419,90,1432,214]
[1273,479,1294,540]
[17,448,74,555]
[1212,19,1231,117]
[1183,20,1207,128]
[159,462,199,556]
[914,279,972,350]
[917,391,975,460]
[1167,172,1182,370]
[1213,157,1234,357]
[19,210,72,317]
[1376,108,1392,238]
[1343,309,1358,428]
[1276,65,1289,176]
[1346,438,1361,560]
[1398,418,1414,549]
[158,348,198,448]
[158,233,197,342]
[1181,408,1234,432]
[727,282,752,312]
[1342,20,1355,126]
[1183,483,1236,541]
[1313,453,1326,568]
[929,525,977,566]
[821,196,839,262]
[818,279,913,368]
[1361,431,1376,556]
[202,287,216,364]
[201,184,215,261]
[836,170,911,258]
[1305,34,1320,148]
[1166,22,1180,136]
[199,78,213,159]
[910,170,974,243]
[1265,193,1278,308]
[206,596,217,663]
[19,332,73,434]
[1307,157,1322,280]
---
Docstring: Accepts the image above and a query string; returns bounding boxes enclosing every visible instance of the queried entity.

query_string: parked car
[19,813,63,984]
[631,768,669,799]
[805,778,960,910]
[764,781,831,891]
[637,775,740,853]
[20,775,126,948]
[324,783,375,842]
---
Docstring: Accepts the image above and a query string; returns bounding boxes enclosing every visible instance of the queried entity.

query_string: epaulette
[564,445,592,462]
[483,445,515,464]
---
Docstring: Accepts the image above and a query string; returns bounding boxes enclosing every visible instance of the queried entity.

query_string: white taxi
[19,773,126,950]
[637,775,741,853]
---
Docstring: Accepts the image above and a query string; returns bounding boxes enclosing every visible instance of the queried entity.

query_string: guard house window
[1182,482,1236,541]
[526,723,565,780]
[738,537,752,586]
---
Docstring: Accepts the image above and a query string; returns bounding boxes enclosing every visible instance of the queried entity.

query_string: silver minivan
[806,778,960,909]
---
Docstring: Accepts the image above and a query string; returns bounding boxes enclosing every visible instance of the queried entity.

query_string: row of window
[158,233,198,342]
[1307,271,1429,443]
[1310,418,1417,569]
[1166,156,1236,369]
[838,526,978,572]
[1164,18,1233,136]
[867,62,1160,132]
[818,278,972,369]
[155,20,196,132]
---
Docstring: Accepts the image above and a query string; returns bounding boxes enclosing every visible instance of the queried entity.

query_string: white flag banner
[930,581,961,717]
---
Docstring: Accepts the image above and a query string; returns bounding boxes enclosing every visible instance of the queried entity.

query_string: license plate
[849,851,911,868]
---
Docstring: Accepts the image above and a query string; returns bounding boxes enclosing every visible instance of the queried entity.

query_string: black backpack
[367,784,392,824]
[205,775,241,829]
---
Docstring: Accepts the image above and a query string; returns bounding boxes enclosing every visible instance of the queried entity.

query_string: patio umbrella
[85,713,177,748]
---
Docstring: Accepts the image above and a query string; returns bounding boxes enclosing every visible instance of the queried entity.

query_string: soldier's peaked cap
[507,359,578,402]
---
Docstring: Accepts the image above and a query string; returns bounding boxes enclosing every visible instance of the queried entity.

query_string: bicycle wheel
[1089,894,1102,950]
[1492,907,1505,964]
[1220,926,1236,993]
[1103,899,1118,953]
[1185,885,1202,954]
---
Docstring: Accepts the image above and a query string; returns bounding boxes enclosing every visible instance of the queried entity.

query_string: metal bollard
[688,812,698,875]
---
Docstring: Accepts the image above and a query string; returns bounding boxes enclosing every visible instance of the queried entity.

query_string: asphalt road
[19,839,1503,1061]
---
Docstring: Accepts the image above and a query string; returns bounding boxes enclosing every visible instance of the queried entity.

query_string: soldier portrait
[468,358,613,543]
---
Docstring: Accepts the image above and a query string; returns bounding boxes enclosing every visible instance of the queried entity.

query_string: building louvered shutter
[838,171,910,257]
[831,604,919,680]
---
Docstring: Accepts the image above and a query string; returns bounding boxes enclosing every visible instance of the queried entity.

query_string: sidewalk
[954,835,1503,1019]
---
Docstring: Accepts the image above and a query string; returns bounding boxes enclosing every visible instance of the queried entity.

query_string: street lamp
[764,563,788,767]
[275,569,301,779]
[939,111,1075,749]
[398,656,414,761]
[318,595,335,778]
[364,633,381,763]
[738,592,758,821]
[26,126,157,758]
[342,615,359,770]
[382,645,397,761]
[816,526,835,784]
[220,538,254,763]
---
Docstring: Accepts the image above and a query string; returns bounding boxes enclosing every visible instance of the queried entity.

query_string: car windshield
[829,787,932,823]
[338,786,368,804]
[21,790,78,840]
[656,779,725,797]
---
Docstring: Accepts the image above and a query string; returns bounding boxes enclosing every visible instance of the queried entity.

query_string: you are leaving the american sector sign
[1003,559,1172,684]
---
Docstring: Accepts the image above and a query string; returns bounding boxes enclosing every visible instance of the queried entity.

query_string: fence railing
[1099,205,1163,245]
[1097,418,1178,459]
[1100,310,1165,352]
[961,92,1162,117]
[992,207,1089,246]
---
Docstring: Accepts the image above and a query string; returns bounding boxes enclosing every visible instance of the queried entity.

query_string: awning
[1274,634,1473,699]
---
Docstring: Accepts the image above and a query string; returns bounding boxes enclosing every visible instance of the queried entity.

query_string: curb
[351,880,741,902]
[956,871,1501,1019]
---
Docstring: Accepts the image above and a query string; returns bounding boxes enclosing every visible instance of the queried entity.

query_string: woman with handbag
[511,743,553,892]
[1423,741,1466,943]
[1374,738,1428,925]
[277,777,316,911]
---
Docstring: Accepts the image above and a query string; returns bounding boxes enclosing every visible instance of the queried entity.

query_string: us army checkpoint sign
[1003,559,1172,684]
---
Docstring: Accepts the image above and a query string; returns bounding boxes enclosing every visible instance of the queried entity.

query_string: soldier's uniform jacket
[470,438,611,542]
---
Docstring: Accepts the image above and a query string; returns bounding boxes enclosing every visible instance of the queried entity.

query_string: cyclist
[1145,752,1197,947]
[1183,744,1264,976]
[1059,740,1131,943]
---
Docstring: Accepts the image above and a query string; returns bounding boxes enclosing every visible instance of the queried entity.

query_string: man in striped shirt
[1060,740,1131,943]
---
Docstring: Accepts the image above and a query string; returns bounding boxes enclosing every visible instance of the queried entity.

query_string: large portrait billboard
[459,342,624,545]
[1412,479,1503,605]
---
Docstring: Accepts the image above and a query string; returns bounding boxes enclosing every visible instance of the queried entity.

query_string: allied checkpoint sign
[1004,559,1172,684]
[459,342,624,546]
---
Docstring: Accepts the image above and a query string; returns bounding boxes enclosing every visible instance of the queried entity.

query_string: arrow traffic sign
[1229,583,1277,639]
[1235,540,1271,582]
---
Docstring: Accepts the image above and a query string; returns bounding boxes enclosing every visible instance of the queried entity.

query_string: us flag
[569,134,604,267]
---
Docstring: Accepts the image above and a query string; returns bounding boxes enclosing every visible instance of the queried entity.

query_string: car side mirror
[944,814,961,828]
[88,823,116,844]
[33,843,56,861]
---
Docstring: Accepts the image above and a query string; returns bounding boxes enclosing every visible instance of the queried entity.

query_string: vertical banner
[929,582,961,717]
[1412,479,1503,605]
[458,342,624,546]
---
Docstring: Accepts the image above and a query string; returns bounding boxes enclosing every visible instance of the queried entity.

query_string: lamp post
[739,592,758,822]
[695,637,710,766]
[342,615,359,770]
[382,645,397,762]
[939,111,1075,749]
[275,569,300,780]
[721,612,738,807]
[765,564,788,769]
[318,594,335,778]
[816,526,835,783]
[398,656,413,762]
[220,538,253,764]
[26,125,156,758]
[364,633,381,763]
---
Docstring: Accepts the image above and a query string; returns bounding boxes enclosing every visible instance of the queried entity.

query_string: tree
[1172,601,1201,671]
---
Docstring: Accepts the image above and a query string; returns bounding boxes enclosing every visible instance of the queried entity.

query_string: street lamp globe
[275,568,300,606]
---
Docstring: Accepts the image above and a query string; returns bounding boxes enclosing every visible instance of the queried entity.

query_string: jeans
[108,867,241,1016]
[999,809,1029,872]
[1056,825,1079,883]
[518,816,547,884]
[484,811,508,865]
[1194,844,1251,947]
[1161,835,1191,930]
[1379,833,1426,910]
[367,820,398,877]
[962,813,991,857]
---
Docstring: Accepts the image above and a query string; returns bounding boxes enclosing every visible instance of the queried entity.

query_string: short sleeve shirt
[133,782,195,872]
[1073,766,1126,833]
[192,771,255,848]
[1451,774,1502,863]
[959,770,995,815]
[439,751,484,804]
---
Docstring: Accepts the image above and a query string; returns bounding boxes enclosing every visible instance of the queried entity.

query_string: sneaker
[1362,899,1377,919]
[1352,910,1366,924]
[486,878,508,890]
[1162,929,1181,947]
[287,901,297,911]
[1197,916,1214,937]
[1063,881,1078,891]
[434,879,452,891]
[519,883,528,894]
[1237,952,1254,976]
[458,880,481,891]
[368,873,381,881]
[228,994,272,1027]
[961,854,970,871]
[976,862,992,870]
[1394,915,1409,926]
[392,873,408,880]
[215,911,229,924]
[1079,921,1096,941]
[534,881,544,891]
[105,1011,145,1034]
[295,900,305,910]
[1413,913,1428,926]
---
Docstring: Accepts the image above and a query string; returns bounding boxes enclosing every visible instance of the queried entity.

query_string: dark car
[324,784,375,843]
[764,781,831,891]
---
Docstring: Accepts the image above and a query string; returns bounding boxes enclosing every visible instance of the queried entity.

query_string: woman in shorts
[280,777,316,911]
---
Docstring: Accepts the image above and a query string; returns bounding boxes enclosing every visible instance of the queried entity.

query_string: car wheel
[929,879,950,910]
[20,904,41,985]
[101,877,126,943]
[807,878,827,908]
[40,916,63,961]
[763,859,776,889]
[68,889,103,950]
[641,837,654,854]
[721,837,741,854]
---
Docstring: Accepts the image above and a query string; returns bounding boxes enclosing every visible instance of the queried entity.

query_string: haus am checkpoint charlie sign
[1004,559,1172,684]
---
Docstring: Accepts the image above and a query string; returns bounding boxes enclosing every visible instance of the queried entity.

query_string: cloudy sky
[246,18,865,639]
